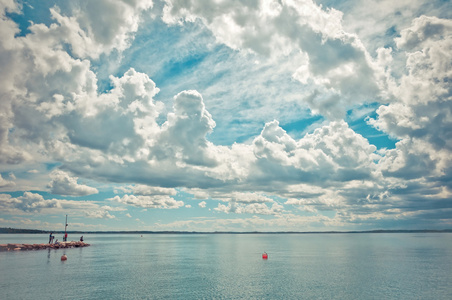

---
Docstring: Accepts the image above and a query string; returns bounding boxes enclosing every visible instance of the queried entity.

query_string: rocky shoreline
[0,241,90,251]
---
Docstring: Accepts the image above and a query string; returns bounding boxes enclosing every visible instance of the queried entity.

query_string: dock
[0,241,90,251]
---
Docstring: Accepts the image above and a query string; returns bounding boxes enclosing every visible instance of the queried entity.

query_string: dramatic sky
[0,0,451,232]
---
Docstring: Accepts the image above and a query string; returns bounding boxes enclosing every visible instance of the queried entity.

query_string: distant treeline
[1,227,451,234]
[0,228,48,234]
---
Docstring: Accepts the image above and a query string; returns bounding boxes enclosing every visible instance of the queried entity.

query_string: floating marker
[61,254,67,261]
[262,252,268,259]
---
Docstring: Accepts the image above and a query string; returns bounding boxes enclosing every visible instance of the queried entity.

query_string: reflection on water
[47,248,51,264]
[1,233,451,299]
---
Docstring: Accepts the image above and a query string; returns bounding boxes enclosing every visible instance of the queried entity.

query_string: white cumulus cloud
[109,194,184,209]
[47,170,98,196]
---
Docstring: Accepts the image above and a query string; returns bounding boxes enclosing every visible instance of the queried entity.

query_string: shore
[0,241,90,251]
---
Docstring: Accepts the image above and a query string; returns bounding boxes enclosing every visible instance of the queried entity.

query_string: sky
[0,0,451,232]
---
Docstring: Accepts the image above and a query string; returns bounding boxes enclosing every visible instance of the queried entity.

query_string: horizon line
[1,228,451,234]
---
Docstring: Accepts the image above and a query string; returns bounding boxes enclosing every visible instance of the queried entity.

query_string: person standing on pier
[49,232,53,244]
[64,232,68,242]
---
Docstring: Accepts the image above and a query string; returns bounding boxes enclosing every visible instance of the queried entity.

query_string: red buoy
[61,254,67,261]
[262,252,268,259]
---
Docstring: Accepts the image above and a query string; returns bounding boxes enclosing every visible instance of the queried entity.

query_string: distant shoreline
[1,227,451,234]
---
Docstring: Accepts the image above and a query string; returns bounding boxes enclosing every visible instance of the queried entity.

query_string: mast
[64,215,68,239]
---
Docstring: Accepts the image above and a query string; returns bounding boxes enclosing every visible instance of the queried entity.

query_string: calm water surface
[1,233,451,299]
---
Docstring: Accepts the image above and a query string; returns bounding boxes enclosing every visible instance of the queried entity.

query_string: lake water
[1,233,451,299]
